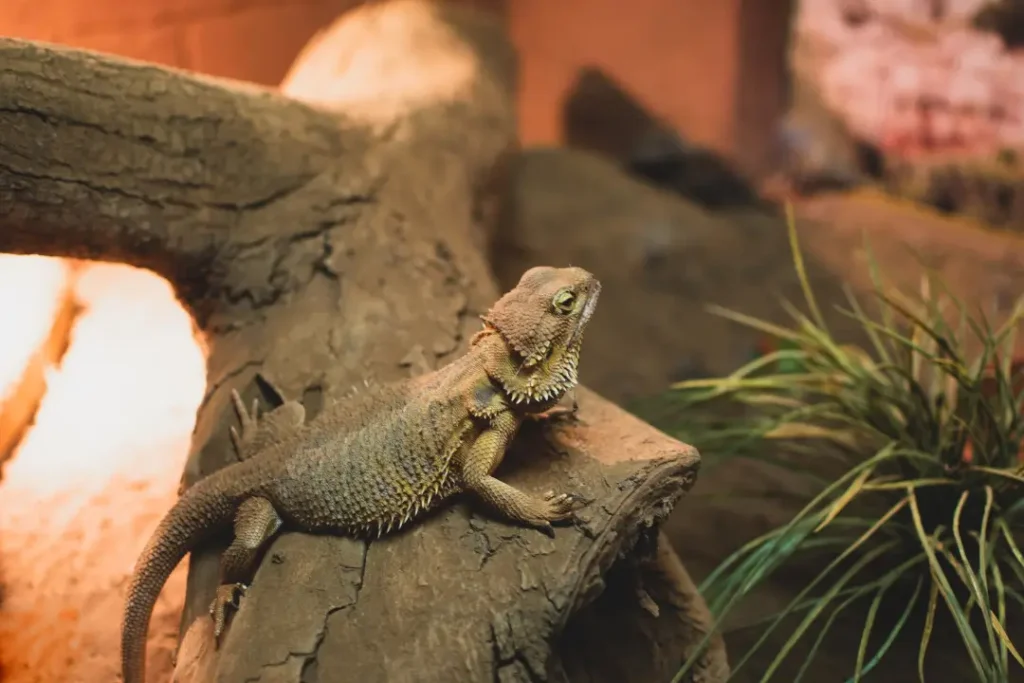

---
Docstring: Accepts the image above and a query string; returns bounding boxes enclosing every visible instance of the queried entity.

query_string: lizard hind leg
[209,496,283,641]
[229,388,306,460]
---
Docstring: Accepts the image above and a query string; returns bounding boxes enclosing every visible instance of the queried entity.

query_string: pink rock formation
[797,0,1024,159]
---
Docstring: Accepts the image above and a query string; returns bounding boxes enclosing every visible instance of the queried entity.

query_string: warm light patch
[0,259,207,682]
[280,0,477,128]
[0,254,70,400]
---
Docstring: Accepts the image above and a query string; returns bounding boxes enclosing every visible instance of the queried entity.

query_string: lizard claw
[209,582,248,642]
[527,401,579,423]
[229,425,242,454]
[229,390,260,457]
[543,490,582,514]
[536,521,556,538]
[529,491,588,536]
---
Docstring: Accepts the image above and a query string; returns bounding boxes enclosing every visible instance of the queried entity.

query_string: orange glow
[280,1,477,124]
[0,259,207,682]
[0,254,70,401]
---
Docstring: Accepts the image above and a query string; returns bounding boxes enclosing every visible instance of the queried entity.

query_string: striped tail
[120,462,254,683]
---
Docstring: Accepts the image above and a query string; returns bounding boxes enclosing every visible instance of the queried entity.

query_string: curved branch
[0,41,360,284]
[0,0,516,315]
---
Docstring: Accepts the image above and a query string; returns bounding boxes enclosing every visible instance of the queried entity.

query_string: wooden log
[0,2,726,681]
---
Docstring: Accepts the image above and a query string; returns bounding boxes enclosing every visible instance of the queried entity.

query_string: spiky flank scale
[121,266,601,683]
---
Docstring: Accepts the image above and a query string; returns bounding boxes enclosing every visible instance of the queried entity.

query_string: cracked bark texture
[0,1,726,681]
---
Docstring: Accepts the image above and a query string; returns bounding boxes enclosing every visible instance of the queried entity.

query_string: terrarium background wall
[0,0,506,84]
[511,0,794,179]
[0,0,795,179]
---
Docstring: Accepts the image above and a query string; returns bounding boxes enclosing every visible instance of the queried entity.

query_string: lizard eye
[552,289,576,314]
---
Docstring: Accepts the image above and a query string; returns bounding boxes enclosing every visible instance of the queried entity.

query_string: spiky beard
[502,339,582,406]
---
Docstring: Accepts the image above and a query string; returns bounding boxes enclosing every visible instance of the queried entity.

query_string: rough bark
[0,2,725,681]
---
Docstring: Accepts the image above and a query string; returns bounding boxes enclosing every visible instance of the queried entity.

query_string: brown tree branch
[0,42,366,301]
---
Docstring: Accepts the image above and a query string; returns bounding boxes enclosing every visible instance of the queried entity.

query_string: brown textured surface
[0,2,724,682]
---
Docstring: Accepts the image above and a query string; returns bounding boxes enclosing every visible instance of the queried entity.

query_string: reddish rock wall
[0,0,793,177]
[1,0,505,84]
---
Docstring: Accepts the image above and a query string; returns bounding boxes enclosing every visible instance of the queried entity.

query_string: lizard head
[479,265,601,405]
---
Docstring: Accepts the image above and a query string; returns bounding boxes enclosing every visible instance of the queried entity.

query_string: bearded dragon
[120,265,601,683]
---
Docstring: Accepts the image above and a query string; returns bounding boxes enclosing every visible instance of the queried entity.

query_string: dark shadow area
[973,0,1024,48]
[562,67,771,211]
[557,531,727,683]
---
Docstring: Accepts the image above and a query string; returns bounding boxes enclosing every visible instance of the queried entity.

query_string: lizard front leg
[459,410,582,536]
[210,496,283,641]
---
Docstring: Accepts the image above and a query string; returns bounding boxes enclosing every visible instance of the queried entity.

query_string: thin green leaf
[990,559,1009,673]
[908,488,990,679]
[977,487,995,604]
[840,283,892,364]
[990,612,1024,669]
[852,571,895,680]
[726,578,883,636]
[701,445,904,601]
[704,305,802,342]
[815,468,871,532]
[794,585,872,683]
[918,580,939,682]
[974,466,1024,486]
[861,478,955,491]
[952,490,999,658]
[729,495,911,676]
[681,478,907,683]
[998,521,1024,573]
[785,203,827,333]
[1005,585,1024,612]
[991,561,1015,671]
[849,576,923,682]
[754,542,898,680]
[861,235,894,334]
[671,348,809,391]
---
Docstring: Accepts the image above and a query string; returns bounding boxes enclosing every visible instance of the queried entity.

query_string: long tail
[120,461,255,683]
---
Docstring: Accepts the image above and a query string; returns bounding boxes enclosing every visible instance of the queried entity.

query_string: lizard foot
[532,491,587,537]
[209,582,248,642]
[527,404,578,422]
[229,389,260,457]
[228,388,306,460]
[527,393,579,423]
